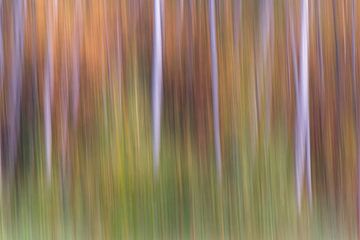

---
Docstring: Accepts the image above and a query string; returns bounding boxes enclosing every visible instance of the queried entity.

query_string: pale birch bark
[44,0,57,181]
[152,0,163,175]
[209,0,222,179]
[295,0,312,211]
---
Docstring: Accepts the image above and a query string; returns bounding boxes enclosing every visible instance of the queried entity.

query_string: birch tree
[152,0,163,175]
[209,0,222,179]
[7,0,25,175]
[295,0,312,211]
[44,0,58,181]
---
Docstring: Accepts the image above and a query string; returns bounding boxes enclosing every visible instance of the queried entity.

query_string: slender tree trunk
[60,52,69,175]
[0,0,3,89]
[295,0,311,211]
[332,0,341,212]
[209,0,222,179]
[72,0,81,126]
[288,4,304,206]
[0,0,3,183]
[44,0,57,182]
[316,0,324,95]
[7,0,24,176]
[315,0,326,204]
[253,25,260,155]
[303,0,312,209]
[30,0,39,175]
[351,0,360,235]
[260,0,274,141]
[232,0,241,164]
[152,0,163,175]
[116,5,123,112]
[289,3,299,102]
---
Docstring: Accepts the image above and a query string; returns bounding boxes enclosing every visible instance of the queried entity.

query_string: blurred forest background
[0,0,359,239]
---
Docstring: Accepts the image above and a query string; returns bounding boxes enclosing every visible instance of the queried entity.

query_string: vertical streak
[232,0,241,163]
[301,0,311,209]
[0,0,3,89]
[116,6,123,111]
[315,0,325,208]
[8,0,24,175]
[0,0,3,184]
[72,0,81,126]
[296,0,311,211]
[351,0,360,234]
[332,0,341,210]
[316,0,324,94]
[288,4,302,207]
[28,0,39,175]
[152,0,163,175]
[61,51,69,174]
[302,0,311,207]
[44,0,56,182]
[290,7,299,104]
[260,0,274,141]
[233,0,241,50]
[209,0,222,179]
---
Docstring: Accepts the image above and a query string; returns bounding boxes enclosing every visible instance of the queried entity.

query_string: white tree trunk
[209,0,222,179]
[295,0,311,211]
[44,0,57,182]
[152,0,163,175]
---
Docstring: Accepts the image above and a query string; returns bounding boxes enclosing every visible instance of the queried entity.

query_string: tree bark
[209,0,222,179]
[7,0,24,176]
[350,0,360,235]
[152,0,163,175]
[44,0,57,182]
[72,0,81,126]
[295,0,312,211]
